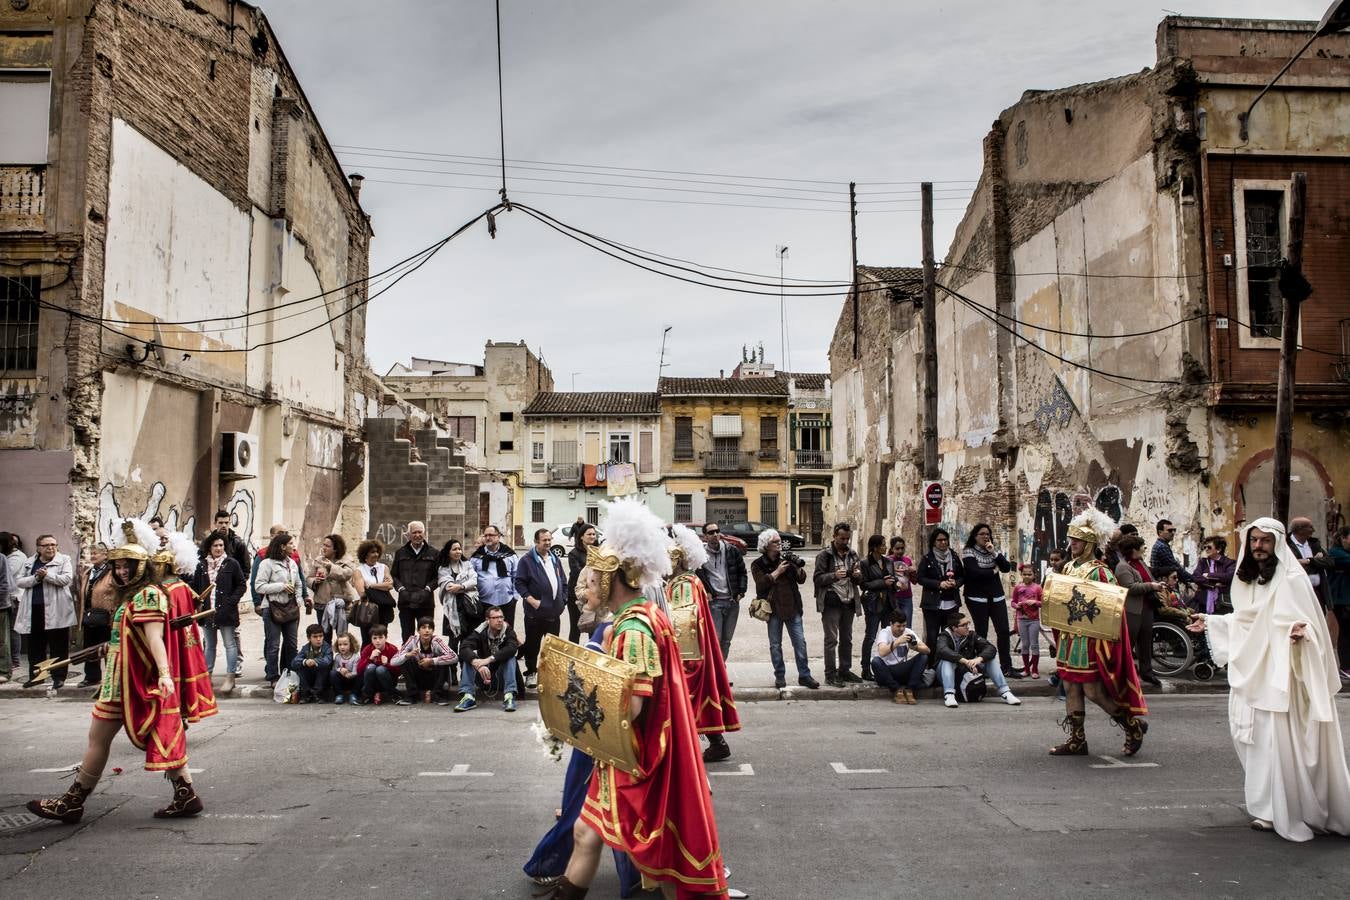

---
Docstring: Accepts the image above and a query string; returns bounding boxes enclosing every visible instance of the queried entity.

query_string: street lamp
[1238,1,1350,141]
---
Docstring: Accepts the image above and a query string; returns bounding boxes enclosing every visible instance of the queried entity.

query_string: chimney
[719,369,725,379]
[348,172,365,200]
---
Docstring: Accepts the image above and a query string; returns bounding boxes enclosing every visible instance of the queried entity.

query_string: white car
[549,523,603,557]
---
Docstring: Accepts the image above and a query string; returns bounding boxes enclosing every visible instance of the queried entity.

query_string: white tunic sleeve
[1206,613,1233,668]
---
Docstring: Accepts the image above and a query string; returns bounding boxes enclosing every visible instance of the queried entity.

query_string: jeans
[82,620,111,683]
[362,664,397,698]
[871,653,929,691]
[860,604,883,678]
[966,597,1013,673]
[767,612,811,680]
[460,656,519,695]
[821,600,855,676]
[938,659,1010,697]
[293,662,329,695]
[0,607,10,677]
[262,612,298,682]
[893,595,914,629]
[201,624,239,676]
[330,667,361,696]
[522,614,561,675]
[708,598,739,661]
[8,607,18,669]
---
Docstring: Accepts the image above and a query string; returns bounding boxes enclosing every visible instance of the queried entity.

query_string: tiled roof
[522,392,660,416]
[659,372,828,396]
[857,265,925,295]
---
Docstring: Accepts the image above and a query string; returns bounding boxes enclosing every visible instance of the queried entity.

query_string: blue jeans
[201,624,239,676]
[460,656,518,695]
[708,598,738,660]
[939,658,1009,697]
[767,612,812,680]
[262,612,298,682]
[362,664,397,698]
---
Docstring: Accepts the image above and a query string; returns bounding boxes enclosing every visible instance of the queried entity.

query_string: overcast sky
[260,0,1326,390]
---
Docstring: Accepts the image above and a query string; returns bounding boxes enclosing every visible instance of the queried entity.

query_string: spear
[23,607,217,688]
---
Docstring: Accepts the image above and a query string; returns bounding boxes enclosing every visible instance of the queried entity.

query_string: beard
[1236,546,1279,585]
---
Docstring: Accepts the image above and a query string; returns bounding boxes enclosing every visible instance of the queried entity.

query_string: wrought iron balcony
[794,449,833,469]
[0,166,45,231]
[701,450,754,473]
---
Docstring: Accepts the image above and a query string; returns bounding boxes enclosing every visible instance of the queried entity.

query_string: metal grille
[674,494,693,523]
[760,493,778,528]
[1,276,39,371]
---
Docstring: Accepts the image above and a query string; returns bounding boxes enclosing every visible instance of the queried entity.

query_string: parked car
[720,521,806,551]
[548,523,603,557]
[681,524,748,553]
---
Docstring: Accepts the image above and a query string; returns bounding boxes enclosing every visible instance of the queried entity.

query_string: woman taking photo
[191,533,246,692]
[352,540,395,647]
[961,523,1018,679]
[436,538,479,638]
[858,534,897,681]
[311,534,358,643]
[565,523,598,643]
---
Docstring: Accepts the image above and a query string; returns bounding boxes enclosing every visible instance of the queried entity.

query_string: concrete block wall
[365,418,429,561]
[415,427,469,548]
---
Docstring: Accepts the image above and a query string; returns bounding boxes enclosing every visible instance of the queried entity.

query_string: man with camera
[871,611,929,704]
[813,523,864,687]
[750,529,819,690]
[697,523,747,661]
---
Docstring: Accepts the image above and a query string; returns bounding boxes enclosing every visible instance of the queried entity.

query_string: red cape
[164,578,219,724]
[667,574,740,734]
[581,598,728,899]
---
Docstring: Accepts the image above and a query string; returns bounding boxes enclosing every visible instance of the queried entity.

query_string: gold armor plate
[667,599,703,662]
[1042,573,1126,642]
[538,633,641,775]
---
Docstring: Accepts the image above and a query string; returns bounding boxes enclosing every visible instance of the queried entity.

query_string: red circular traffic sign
[924,482,944,509]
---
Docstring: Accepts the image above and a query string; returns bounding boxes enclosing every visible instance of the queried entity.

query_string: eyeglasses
[705,529,720,535]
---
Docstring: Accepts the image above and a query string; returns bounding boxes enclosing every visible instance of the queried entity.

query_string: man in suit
[513,528,567,691]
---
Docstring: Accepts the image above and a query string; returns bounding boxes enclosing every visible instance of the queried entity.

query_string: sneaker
[46,686,58,699]
[453,694,477,713]
[943,693,958,708]
[797,676,820,690]
[396,696,414,706]
[1004,669,1024,680]
[1002,691,1022,706]
[348,694,360,706]
[825,676,845,688]
[334,694,346,705]
[502,692,516,713]
[524,672,538,691]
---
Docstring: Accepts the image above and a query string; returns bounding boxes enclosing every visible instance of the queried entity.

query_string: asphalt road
[2,694,1346,899]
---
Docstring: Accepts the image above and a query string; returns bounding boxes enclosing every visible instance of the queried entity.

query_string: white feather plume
[1069,507,1118,545]
[166,530,200,576]
[670,523,708,572]
[599,498,673,591]
[113,517,160,556]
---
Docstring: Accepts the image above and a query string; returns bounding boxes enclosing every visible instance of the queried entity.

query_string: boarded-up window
[674,417,694,459]
[760,416,778,451]
[638,431,653,473]
[446,416,476,442]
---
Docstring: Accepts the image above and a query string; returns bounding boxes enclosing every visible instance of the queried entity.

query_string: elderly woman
[16,534,76,695]
[1113,533,1165,687]
[311,534,358,645]
[750,528,819,690]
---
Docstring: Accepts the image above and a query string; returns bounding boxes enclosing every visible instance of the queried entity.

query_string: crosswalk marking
[830,762,888,775]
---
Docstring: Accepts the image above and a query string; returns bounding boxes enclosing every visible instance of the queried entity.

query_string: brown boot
[153,775,204,819]
[27,777,95,824]
[1049,712,1088,756]
[1112,711,1148,756]
[904,688,917,705]
[548,877,589,899]
[893,690,907,704]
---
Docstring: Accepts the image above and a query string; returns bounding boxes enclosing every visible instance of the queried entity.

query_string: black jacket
[458,621,520,668]
[934,628,996,666]
[191,556,247,627]
[750,553,806,620]
[960,548,1012,601]
[916,551,965,611]
[221,530,251,579]
[567,546,588,604]
[859,555,897,614]
[1288,535,1334,607]
[697,544,747,600]
[391,542,438,611]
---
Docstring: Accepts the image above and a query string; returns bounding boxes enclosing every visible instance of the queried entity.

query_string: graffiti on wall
[96,481,256,551]
[1027,485,1124,566]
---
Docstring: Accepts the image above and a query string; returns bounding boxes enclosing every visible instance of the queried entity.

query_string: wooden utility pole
[849,182,859,358]
[1272,172,1308,524]
[920,183,939,481]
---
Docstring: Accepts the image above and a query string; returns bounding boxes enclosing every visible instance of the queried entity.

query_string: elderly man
[514,528,567,691]
[391,521,437,642]
[697,522,747,661]
[750,528,818,690]
[1188,518,1350,841]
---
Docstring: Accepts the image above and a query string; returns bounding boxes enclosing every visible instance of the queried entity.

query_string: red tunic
[581,597,728,899]
[163,577,219,724]
[1052,560,1147,716]
[667,574,740,735]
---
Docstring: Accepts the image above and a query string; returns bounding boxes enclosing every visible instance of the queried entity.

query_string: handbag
[82,607,112,629]
[748,596,773,622]
[269,596,301,624]
[349,597,378,627]
[366,587,396,608]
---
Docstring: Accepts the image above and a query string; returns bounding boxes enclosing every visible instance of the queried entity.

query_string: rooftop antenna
[657,326,672,386]
[777,245,789,370]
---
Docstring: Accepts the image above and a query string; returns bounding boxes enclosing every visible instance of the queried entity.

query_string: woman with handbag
[255,533,303,689]
[76,544,117,688]
[191,533,247,693]
[436,538,479,640]
[352,540,395,648]
[311,534,358,644]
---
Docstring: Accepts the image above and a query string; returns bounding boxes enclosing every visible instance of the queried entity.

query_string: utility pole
[777,245,789,368]
[849,182,859,358]
[1272,172,1310,524]
[921,182,939,482]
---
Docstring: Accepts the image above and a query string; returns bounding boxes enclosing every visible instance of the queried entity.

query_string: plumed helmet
[588,498,673,607]
[668,523,709,574]
[1066,508,1118,547]
[107,519,156,585]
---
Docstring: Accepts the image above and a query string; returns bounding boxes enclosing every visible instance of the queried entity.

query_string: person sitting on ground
[330,631,361,705]
[392,616,457,706]
[871,611,929,704]
[934,611,1020,708]
[1010,564,1044,678]
[357,624,400,705]
[290,623,332,704]
[453,604,521,713]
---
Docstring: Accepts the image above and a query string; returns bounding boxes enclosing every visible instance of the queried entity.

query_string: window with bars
[674,494,693,523]
[0,276,39,372]
[531,499,545,523]
[760,493,778,528]
[585,505,599,526]
[673,417,694,459]
[1243,189,1284,341]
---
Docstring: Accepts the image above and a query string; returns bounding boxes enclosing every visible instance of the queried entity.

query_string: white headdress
[595,498,672,610]
[669,523,708,573]
[165,531,201,577]
[1066,507,1117,546]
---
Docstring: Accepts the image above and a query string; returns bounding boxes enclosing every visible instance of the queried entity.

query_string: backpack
[959,671,988,703]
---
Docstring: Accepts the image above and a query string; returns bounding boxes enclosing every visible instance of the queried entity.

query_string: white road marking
[708,764,755,776]
[418,764,493,777]
[830,762,888,775]
[201,813,283,820]
[1090,755,1159,769]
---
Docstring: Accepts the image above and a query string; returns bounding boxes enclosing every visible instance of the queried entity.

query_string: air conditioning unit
[220,432,260,479]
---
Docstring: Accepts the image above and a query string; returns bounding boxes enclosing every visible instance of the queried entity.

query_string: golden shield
[1042,573,1126,642]
[667,599,703,662]
[538,633,641,775]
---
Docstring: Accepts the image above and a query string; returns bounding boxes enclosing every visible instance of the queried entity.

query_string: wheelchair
[1150,615,1220,680]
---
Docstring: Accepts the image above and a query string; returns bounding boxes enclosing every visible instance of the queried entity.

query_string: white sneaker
[46,686,58,699]
[1002,691,1021,706]
[943,693,958,708]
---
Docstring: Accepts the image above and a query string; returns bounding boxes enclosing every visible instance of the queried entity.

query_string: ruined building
[831,16,1350,561]
[0,0,373,557]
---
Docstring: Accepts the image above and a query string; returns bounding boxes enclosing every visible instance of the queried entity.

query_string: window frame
[1232,178,1296,351]
[530,499,545,523]
[608,430,632,464]
[673,416,695,460]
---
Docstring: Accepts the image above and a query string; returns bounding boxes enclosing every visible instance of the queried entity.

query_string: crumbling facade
[831,16,1350,561]
[0,0,372,558]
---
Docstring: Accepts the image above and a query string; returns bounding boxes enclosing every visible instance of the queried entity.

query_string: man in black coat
[211,509,252,576]
[696,523,747,660]
[391,521,438,642]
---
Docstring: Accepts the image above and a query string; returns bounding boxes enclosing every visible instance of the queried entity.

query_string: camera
[782,551,806,569]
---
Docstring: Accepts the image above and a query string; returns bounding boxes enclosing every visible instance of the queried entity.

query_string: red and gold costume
[666,573,740,735]
[162,575,218,723]
[92,581,217,771]
[1053,558,1147,716]
[581,596,727,899]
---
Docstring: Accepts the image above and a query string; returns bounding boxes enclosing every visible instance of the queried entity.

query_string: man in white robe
[1188,517,1350,841]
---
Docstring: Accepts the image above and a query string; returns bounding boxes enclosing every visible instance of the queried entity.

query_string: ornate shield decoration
[667,598,703,662]
[538,633,641,775]
[1042,573,1126,642]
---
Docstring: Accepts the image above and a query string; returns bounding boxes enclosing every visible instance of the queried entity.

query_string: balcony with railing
[0,166,45,231]
[701,449,754,473]
[547,463,581,485]
[794,449,833,470]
